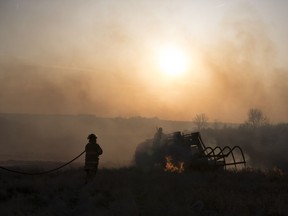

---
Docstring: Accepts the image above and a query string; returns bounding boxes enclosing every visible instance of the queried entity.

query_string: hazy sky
[0,0,287,123]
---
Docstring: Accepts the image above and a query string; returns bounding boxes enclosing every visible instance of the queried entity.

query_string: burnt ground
[0,166,288,216]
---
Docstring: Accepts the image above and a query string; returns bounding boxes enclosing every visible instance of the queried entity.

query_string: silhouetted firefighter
[85,133,103,183]
[153,127,164,148]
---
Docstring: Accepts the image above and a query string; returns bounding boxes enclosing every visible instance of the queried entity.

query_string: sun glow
[158,45,189,77]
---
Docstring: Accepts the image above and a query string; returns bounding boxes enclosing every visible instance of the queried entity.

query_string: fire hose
[0,150,85,175]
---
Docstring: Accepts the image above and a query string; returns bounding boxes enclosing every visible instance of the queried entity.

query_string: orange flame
[164,156,184,173]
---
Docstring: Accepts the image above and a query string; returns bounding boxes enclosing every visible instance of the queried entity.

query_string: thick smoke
[134,130,198,171]
[200,124,288,170]
[134,125,288,171]
[0,1,287,169]
[0,113,287,170]
[0,59,93,114]
[200,13,288,123]
[0,0,287,122]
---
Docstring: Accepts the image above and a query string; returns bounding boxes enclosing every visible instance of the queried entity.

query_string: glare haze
[0,0,287,123]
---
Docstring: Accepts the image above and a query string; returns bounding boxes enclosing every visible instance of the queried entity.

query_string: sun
[157,45,189,77]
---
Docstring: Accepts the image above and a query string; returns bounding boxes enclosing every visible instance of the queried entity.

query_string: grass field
[1,166,288,216]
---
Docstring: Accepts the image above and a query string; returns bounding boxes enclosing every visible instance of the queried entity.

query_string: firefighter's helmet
[87,133,97,140]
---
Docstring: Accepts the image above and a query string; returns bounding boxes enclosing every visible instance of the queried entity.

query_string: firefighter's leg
[85,170,89,184]
[85,170,93,184]
[90,164,98,181]
[85,170,97,183]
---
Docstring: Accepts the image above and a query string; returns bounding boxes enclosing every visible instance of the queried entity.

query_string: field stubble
[0,166,288,216]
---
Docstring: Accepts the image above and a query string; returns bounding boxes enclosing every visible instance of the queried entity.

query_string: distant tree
[193,113,208,130]
[245,108,269,128]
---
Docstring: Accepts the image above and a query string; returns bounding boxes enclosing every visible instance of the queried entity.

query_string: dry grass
[1,166,288,216]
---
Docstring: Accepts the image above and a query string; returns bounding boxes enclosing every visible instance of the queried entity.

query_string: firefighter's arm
[97,145,103,155]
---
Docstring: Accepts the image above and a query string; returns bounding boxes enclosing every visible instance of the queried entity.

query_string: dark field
[1,166,288,216]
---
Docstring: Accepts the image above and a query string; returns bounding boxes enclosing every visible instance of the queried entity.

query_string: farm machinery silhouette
[134,129,246,172]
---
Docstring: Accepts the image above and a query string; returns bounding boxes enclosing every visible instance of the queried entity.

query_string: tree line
[192,108,270,130]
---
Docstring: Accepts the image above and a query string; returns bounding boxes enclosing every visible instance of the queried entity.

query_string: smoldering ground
[1,167,288,215]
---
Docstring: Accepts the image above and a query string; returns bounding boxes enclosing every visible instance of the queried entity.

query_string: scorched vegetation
[0,166,288,216]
